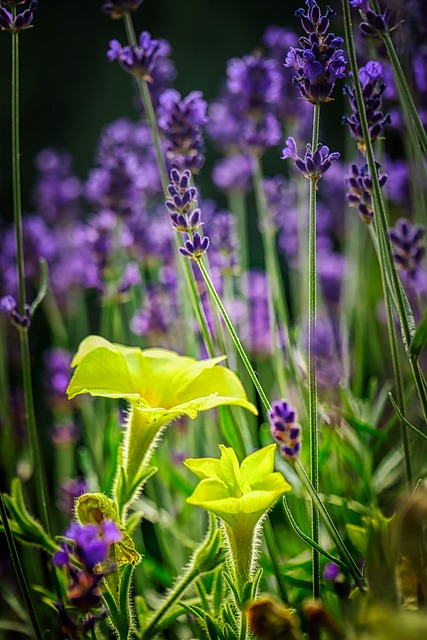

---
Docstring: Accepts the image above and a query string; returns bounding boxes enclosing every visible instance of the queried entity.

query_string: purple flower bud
[282,137,340,182]
[268,399,302,460]
[101,0,143,19]
[179,232,209,260]
[0,0,37,32]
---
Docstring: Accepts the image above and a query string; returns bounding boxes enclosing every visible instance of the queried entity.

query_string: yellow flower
[185,444,291,595]
[67,336,257,513]
[185,444,291,533]
[67,335,257,419]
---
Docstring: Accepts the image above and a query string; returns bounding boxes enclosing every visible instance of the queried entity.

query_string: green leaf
[29,258,49,317]
[388,393,427,442]
[411,307,427,359]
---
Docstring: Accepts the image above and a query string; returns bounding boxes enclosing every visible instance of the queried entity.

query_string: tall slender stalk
[369,223,413,487]
[10,22,50,534]
[308,102,321,599]
[122,12,217,360]
[342,0,427,428]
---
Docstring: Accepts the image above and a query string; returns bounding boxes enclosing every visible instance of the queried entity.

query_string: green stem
[122,12,216,360]
[0,494,44,640]
[308,102,321,600]
[196,259,270,412]
[342,0,427,427]
[378,28,427,157]
[294,459,365,591]
[252,156,305,402]
[369,223,413,487]
[10,24,50,534]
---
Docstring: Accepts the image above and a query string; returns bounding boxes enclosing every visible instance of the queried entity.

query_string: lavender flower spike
[389,218,426,280]
[268,399,302,459]
[179,233,209,260]
[0,0,37,32]
[282,136,340,184]
[107,32,160,81]
[285,0,346,103]
[102,0,143,19]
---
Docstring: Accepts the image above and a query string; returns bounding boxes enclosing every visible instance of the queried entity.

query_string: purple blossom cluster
[158,90,208,173]
[0,0,37,32]
[166,168,209,260]
[343,61,391,147]
[346,162,388,224]
[282,137,340,183]
[102,0,143,19]
[389,218,426,283]
[285,0,346,103]
[107,31,160,81]
[207,52,282,156]
[53,520,122,635]
[268,399,302,459]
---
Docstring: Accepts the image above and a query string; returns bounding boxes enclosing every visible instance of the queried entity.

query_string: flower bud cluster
[389,218,426,280]
[343,61,391,148]
[158,90,208,173]
[0,0,37,32]
[268,400,302,459]
[282,136,340,185]
[102,0,143,19]
[0,295,31,328]
[166,168,209,260]
[285,0,346,103]
[107,31,160,81]
[345,162,388,224]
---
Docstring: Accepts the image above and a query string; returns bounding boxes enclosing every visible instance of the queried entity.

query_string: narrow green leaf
[388,393,427,442]
[29,258,49,317]
[410,307,427,360]
[283,498,351,575]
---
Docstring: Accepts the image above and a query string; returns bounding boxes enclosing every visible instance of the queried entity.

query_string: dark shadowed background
[0,0,312,217]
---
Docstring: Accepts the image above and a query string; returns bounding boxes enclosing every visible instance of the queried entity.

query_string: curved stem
[308,102,321,599]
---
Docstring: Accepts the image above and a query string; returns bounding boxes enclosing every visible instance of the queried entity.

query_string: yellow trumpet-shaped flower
[185,444,291,533]
[67,336,257,513]
[185,445,291,595]
[67,335,257,419]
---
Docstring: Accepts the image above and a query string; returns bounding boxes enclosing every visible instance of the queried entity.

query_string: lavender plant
[1,0,427,639]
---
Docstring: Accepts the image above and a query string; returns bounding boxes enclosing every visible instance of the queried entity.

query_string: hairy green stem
[0,494,44,640]
[342,0,427,427]
[308,102,321,599]
[252,156,306,403]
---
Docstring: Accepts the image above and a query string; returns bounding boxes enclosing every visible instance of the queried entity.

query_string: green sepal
[114,464,157,516]
[1,479,57,554]
[222,572,240,606]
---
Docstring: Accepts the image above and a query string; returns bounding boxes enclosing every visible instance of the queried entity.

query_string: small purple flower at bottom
[282,137,340,184]
[179,233,209,260]
[268,399,302,459]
